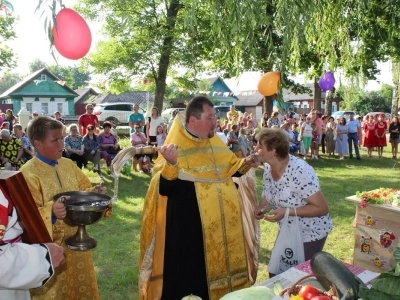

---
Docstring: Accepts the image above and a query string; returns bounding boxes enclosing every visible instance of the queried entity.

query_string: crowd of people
[258,108,396,161]
[2,99,396,300]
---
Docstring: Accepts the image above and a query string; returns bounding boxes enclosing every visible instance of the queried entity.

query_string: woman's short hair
[103,121,112,128]
[13,124,22,131]
[255,128,289,159]
[271,111,278,117]
[67,123,78,133]
[27,116,64,144]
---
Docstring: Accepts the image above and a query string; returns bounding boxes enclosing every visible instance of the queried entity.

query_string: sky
[6,0,393,91]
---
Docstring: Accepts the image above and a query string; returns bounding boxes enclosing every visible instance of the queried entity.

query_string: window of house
[26,103,32,113]
[41,74,47,81]
[301,101,309,109]
[57,103,63,114]
[41,103,48,115]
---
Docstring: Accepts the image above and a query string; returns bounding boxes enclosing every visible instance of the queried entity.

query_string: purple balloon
[325,71,334,79]
[318,72,335,91]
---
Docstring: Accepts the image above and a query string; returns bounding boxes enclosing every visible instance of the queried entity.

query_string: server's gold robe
[21,157,100,300]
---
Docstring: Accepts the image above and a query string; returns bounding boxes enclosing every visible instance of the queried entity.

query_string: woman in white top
[253,128,332,276]
[146,107,164,146]
[299,116,313,160]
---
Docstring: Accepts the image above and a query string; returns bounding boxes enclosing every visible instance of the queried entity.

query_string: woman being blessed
[253,128,333,277]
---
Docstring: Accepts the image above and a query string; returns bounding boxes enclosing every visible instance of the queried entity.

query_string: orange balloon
[257,72,280,96]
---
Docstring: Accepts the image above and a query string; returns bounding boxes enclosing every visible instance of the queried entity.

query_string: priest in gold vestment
[20,116,106,300]
[139,96,260,300]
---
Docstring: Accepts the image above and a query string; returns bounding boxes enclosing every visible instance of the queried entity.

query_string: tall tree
[28,59,47,73]
[70,66,90,90]
[47,65,75,87]
[392,62,400,115]
[0,14,16,70]
[35,0,400,110]
[75,0,195,111]
[0,72,21,94]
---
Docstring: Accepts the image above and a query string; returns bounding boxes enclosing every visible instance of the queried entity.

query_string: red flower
[356,188,398,208]
[360,199,367,208]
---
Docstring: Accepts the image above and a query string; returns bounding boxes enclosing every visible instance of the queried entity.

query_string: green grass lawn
[84,140,400,299]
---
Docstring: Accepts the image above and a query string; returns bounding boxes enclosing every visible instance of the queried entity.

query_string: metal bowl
[53,191,111,226]
[53,191,111,250]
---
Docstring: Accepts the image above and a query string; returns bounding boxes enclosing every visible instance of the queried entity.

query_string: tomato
[310,296,331,300]
[298,285,319,300]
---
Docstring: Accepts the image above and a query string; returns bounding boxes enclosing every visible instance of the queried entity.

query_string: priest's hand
[45,243,65,268]
[245,154,260,168]
[160,144,178,166]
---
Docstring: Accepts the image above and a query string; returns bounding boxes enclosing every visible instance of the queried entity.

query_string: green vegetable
[358,281,400,300]
[358,247,400,300]
[310,251,358,300]
[219,286,275,299]
[273,280,284,295]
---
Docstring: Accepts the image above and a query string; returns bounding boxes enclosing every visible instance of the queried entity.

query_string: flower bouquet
[356,188,399,208]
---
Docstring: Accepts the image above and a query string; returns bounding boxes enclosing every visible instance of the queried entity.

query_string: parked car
[331,110,357,120]
[161,108,185,123]
[93,102,146,126]
[364,112,391,128]
[365,112,391,121]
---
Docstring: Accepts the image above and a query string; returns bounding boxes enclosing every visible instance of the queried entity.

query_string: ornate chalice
[53,191,111,251]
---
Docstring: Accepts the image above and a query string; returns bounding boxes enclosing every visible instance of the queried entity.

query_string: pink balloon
[52,8,92,60]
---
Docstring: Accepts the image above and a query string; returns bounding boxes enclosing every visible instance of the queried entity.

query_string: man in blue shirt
[347,112,362,160]
[128,104,145,134]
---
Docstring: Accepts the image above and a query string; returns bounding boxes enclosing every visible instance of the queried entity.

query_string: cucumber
[310,251,359,300]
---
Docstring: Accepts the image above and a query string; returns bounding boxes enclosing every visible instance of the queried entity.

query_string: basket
[279,274,339,300]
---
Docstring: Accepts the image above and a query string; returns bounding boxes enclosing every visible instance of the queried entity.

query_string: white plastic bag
[268,208,305,275]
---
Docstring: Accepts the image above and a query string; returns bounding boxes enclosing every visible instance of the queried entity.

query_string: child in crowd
[291,123,301,155]
[311,122,319,159]
[20,116,107,299]
[300,116,313,160]
[238,128,249,156]
[156,125,166,147]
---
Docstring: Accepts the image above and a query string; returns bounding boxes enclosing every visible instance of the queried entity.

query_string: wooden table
[346,194,400,273]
